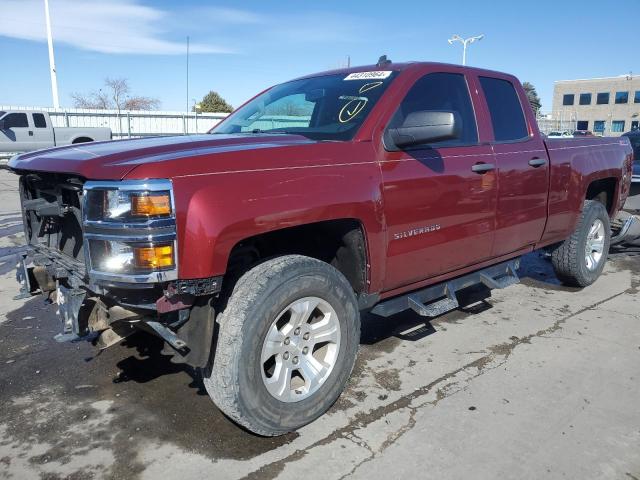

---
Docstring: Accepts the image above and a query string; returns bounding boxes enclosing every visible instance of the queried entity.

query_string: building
[550,74,640,136]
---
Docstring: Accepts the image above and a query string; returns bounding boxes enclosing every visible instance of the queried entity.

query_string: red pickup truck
[10,61,634,436]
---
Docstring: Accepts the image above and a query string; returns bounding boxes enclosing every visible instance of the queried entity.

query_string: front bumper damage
[16,245,222,367]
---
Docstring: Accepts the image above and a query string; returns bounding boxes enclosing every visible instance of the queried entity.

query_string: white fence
[4,106,594,139]
[0,106,230,139]
[536,113,578,135]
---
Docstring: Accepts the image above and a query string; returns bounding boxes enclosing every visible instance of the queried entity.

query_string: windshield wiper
[248,129,291,134]
[209,128,293,135]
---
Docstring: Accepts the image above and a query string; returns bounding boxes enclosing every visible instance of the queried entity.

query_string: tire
[550,200,611,287]
[202,255,360,436]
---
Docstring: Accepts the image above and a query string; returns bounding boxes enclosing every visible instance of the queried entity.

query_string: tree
[71,78,160,111]
[196,91,233,113]
[522,82,541,115]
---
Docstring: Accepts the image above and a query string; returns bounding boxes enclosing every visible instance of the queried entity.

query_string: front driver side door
[379,71,497,292]
[0,112,33,152]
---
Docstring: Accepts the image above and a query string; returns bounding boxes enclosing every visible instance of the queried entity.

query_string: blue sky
[0,0,637,112]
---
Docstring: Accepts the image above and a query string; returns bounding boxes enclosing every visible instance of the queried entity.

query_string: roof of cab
[293,61,515,82]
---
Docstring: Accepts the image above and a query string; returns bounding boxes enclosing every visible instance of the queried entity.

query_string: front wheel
[550,200,611,287]
[202,255,360,436]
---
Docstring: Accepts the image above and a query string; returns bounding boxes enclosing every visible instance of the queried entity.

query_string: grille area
[19,173,85,265]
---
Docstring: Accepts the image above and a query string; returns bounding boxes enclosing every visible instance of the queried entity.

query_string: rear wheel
[550,200,611,287]
[202,255,360,436]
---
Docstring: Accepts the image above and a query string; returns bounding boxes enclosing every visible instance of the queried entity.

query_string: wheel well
[585,177,617,215]
[225,219,368,294]
[72,137,93,144]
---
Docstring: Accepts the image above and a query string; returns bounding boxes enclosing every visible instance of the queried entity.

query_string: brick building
[550,74,640,136]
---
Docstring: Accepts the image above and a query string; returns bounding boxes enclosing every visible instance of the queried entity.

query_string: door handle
[528,158,546,168]
[28,131,33,136]
[471,163,495,174]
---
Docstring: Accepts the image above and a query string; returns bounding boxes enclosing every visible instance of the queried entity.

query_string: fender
[170,151,387,291]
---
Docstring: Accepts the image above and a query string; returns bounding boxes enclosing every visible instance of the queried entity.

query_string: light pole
[447,34,484,66]
[193,99,200,134]
[44,0,60,108]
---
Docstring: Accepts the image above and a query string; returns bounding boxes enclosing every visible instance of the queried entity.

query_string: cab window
[33,113,47,128]
[3,113,29,128]
[384,72,478,149]
[479,77,529,142]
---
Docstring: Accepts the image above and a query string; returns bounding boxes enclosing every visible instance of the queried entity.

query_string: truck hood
[8,134,315,180]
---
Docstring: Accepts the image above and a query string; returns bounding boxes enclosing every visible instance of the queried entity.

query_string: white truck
[0,110,112,152]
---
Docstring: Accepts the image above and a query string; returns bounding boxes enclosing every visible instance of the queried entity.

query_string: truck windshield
[210,71,398,141]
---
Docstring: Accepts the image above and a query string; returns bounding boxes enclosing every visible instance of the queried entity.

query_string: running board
[371,259,520,318]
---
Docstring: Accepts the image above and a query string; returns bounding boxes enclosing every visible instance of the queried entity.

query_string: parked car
[9,61,634,436]
[0,110,111,152]
[572,130,594,137]
[622,130,640,184]
[546,130,572,138]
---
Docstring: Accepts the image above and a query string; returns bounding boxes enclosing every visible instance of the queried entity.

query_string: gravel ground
[0,169,638,480]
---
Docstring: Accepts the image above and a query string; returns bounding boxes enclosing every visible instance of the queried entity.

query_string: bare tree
[124,96,160,110]
[105,77,129,110]
[71,78,160,111]
[70,90,110,109]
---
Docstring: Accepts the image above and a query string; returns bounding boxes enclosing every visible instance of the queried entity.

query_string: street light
[192,98,200,134]
[447,34,484,66]
[44,0,60,108]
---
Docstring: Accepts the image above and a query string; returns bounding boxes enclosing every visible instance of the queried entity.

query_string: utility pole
[44,0,60,108]
[447,34,484,66]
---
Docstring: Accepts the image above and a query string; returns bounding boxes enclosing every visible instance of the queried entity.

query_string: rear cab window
[33,113,47,128]
[479,76,529,142]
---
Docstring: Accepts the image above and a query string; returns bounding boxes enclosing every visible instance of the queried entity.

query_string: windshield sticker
[339,95,368,101]
[339,98,368,123]
[359,81,384,93]
[344,71,392,81]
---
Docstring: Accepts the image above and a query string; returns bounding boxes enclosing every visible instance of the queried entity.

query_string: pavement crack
[240,287,630,480]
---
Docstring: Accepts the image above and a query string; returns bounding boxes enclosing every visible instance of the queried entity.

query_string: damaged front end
[14,172,221,367]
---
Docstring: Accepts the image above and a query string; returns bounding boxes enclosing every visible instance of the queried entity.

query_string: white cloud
[0,0,234,54]
[199,7,264,25]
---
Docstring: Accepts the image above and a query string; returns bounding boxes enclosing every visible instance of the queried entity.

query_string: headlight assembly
[82,180,178,283]
[88,240,175,274]
[84,189,172,221]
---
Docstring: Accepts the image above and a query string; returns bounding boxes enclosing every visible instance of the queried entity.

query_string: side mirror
[0,120,5,130]
[388,111,460,148]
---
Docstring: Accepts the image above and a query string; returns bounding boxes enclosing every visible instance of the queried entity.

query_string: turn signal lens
[131,193,171,217]
[134,244,174,269]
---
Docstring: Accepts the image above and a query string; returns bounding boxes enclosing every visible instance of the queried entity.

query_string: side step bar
[371,259,520,318]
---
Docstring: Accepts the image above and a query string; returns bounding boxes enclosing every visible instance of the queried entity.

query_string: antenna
[377,55,391,67]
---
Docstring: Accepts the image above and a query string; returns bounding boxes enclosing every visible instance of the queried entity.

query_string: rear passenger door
[478,76,550,257]
[380,71,497,291]
[0,112,33,152]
